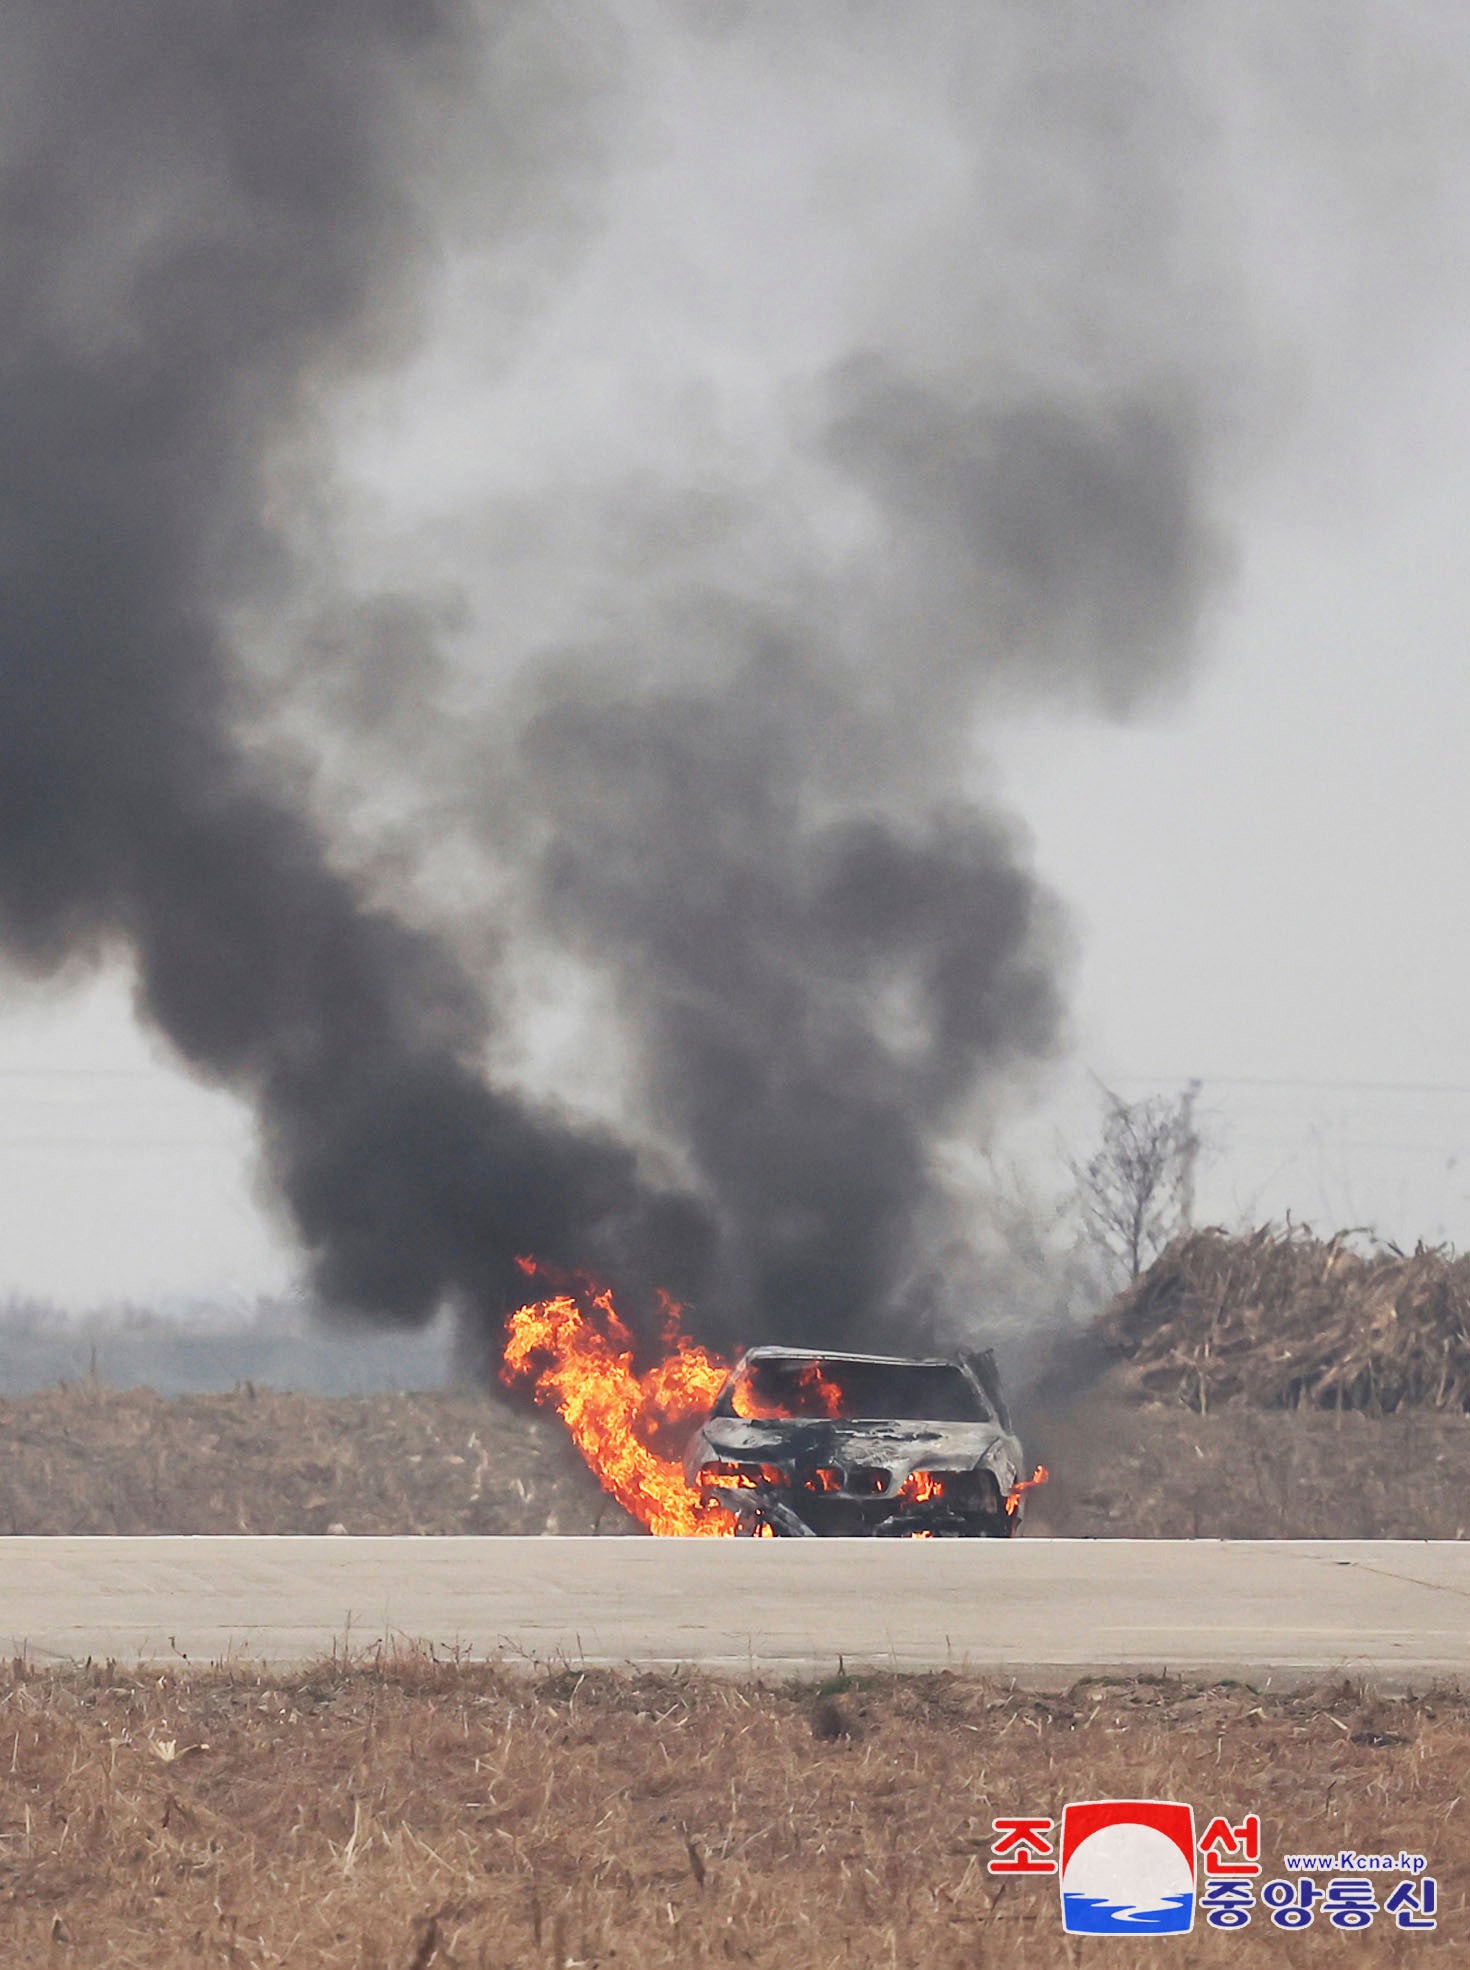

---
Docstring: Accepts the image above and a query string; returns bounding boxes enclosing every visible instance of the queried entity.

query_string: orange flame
[1005,1463,1049,1517]
[502,1260,1049,1538]
[500,1262,734,1536]
[731,1356,844,1420]
[697,1460,790,1490]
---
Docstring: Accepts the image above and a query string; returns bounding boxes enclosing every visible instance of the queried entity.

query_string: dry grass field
[2,1380,1468,1540]
[0,1385,639,1538]
[0,1657,1463,1968]
[1021,1394,1470,1540]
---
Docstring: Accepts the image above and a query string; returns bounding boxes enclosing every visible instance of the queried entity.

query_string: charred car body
[685,1345,1028,1538]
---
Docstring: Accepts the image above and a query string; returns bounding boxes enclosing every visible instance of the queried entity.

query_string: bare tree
[1071,1082,1203,1281]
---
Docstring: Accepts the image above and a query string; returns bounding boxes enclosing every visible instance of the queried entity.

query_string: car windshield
[716,1355,990,1424]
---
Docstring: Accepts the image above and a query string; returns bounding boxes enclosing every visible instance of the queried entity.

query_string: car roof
[735,1345,967,1371]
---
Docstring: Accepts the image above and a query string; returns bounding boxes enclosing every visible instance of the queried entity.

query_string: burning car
[684,1344,1039,1537]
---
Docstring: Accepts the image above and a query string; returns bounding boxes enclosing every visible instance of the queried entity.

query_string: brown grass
[4,1381,1469,1541]
[0,1384,639,1537]
[0,1657,1464,1967]
[1024,1390,1470,1539]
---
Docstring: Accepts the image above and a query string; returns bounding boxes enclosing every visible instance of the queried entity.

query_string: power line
[1103,1071,1470,1098]
[0,1067,206,1081]
[0,1136,243,1150]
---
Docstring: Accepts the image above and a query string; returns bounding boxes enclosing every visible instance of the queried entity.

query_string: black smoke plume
[11,4,1439,1363]
[0,1,713,1336]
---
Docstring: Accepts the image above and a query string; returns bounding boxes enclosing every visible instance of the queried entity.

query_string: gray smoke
[5,3,1456,1360]
[465,4,1238,1347]
[491,374,1221,1346]
[0,1,714,1336]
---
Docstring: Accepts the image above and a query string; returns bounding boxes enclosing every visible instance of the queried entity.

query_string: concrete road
[2,1538,1467,1688]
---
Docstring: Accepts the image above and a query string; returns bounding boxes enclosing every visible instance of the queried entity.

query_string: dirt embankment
[1023,1394,1470,1539]
[1,1659,1464,1968]
[2,1378,1469,1539]
[0,1384,640,1538]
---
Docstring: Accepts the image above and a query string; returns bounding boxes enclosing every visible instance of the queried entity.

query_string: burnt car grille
[700,1459,1000,1513]
[701,1459,893,1498]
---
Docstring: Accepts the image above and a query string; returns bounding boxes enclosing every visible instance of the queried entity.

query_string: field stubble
[0,1658,1464,1968]
[0,1385,635,1538]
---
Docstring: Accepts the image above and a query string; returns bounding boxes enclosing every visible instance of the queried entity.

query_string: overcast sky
[5,3,1470,1312]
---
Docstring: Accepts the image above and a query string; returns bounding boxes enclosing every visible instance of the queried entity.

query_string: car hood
[688,1414,1015,1481]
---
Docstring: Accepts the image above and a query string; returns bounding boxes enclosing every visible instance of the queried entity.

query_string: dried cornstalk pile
[1095,1224,1470,1412]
